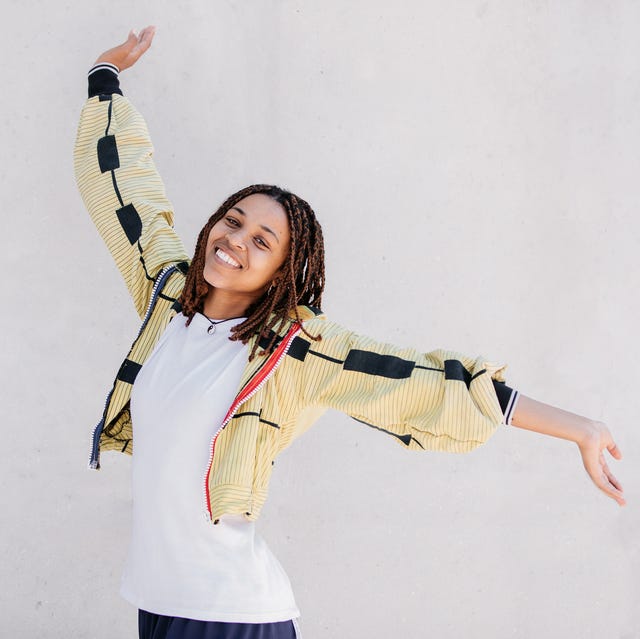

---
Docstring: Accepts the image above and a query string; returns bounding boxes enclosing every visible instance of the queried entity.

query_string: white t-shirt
[120,312,300,623]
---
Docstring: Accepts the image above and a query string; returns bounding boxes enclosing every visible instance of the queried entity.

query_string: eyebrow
[231,206,280,244]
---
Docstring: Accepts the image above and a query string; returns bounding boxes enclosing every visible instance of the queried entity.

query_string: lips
[214,246,242,269]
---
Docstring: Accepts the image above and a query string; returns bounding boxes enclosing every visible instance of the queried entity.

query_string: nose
[227,227,248,250]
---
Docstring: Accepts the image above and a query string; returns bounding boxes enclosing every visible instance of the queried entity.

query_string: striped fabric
[74,91,518,525]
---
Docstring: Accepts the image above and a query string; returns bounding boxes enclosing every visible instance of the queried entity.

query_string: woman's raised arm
[74,26,190,319]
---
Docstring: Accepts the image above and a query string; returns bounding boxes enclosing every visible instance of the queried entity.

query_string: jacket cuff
[88,63,123,98]
[492,380,520,426]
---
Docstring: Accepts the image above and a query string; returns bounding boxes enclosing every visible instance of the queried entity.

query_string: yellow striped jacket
[74,91,514,524]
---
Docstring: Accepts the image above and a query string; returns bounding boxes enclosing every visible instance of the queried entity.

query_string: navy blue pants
[138,610,298,639]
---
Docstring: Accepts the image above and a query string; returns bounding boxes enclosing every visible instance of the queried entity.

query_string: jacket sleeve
[295,318,519,453]
[73,69,190,319]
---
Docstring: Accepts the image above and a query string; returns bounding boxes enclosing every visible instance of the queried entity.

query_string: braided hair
[178,184,325,360]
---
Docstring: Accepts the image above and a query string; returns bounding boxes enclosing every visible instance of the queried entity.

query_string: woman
[74,26,624,639]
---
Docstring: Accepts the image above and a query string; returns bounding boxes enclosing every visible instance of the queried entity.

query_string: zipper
[88,264,177,469]
[202,322,302,523]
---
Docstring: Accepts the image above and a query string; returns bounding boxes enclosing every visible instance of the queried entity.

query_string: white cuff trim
[88,62,120,76]
[504,390,520,426]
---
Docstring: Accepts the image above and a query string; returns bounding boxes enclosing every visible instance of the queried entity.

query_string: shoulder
[294,308,356,352]
[289,304,324,322]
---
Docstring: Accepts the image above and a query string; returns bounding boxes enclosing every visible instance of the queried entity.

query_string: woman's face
[203,193,291,302]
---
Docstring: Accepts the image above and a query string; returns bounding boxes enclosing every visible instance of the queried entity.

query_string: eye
[255,236,269,248]
[225,216,240,227]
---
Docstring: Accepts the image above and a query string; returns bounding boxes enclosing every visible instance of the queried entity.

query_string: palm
[94,26,156,72]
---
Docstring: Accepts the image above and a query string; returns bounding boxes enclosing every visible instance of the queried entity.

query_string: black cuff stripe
[492,380,519,423]
[87,67,123,99]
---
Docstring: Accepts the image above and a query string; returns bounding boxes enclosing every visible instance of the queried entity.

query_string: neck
[202,287,261,320]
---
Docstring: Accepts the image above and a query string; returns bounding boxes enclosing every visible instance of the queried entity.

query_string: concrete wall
[2,1,638,637]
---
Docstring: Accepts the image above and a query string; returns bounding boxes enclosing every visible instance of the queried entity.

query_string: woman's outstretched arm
[286,318,624,507]
[510,395,625,506]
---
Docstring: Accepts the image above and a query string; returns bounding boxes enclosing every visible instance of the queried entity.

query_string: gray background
[2,1,639,637]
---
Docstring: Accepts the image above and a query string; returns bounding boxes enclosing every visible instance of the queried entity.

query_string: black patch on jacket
[343,350,415,379]
[287,337,311,362]
[258,330,282,351]
[117,359,142,384]
[116,203,143,244]
[176,261,189,275]
[444,359,472,388]
[97,135,120,172]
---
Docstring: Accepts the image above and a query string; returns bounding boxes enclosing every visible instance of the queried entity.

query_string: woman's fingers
[124,25,155,67]
[94,25,156,72]
[607,441,623,460]
[607,472,623,493]
[578,421,625,506]
[133,25,156,54]
[601,436,625,499]
[584,450,625,506]
[591,466,624,504]
[603,466,622,492]
[600,479,626,506]
[599,453,623,492]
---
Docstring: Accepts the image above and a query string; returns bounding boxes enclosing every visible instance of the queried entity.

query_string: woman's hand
[94,25,156,72]
[577,420,625,506]
[511,394,625,506]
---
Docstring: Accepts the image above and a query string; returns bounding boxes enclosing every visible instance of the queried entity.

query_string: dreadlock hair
[178,184,325,360]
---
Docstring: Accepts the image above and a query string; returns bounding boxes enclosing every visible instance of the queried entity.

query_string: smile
[215,248,242,268]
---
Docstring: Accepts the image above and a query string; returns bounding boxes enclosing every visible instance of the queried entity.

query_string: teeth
[216,248,240,268]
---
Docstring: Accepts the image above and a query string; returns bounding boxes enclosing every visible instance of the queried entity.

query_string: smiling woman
[204,196,291,302]
[74,25,624,639]
[180,186,325,360]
